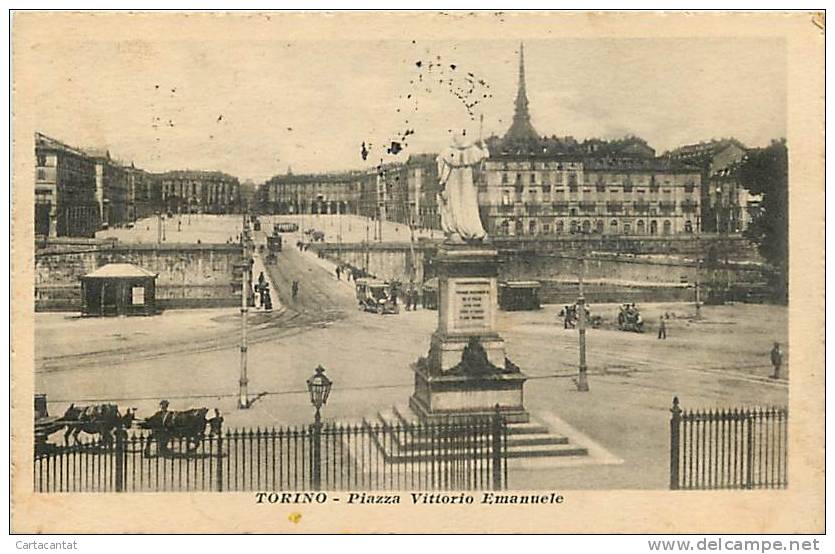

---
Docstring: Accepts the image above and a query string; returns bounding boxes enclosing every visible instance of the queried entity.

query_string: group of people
[402,283,421,311]
[335,263,374,282]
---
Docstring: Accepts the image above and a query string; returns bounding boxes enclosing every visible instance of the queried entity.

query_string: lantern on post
[307,365,332,490]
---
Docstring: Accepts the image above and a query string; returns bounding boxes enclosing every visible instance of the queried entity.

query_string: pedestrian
[411,285,419,311]
[292,280,299,300]
[335,266,342,280]
[770,342,783,379]
[657,315,667,340]
[253,283,261,309]
[263,285,273,311]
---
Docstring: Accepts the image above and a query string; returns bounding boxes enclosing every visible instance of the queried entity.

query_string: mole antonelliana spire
[504,42,540,146]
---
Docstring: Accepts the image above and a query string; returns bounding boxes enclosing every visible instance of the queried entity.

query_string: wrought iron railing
[670,397,788,490]
[34,415,508,493]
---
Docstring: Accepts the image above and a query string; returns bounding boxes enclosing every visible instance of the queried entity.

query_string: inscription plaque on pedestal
[452,279,492,333]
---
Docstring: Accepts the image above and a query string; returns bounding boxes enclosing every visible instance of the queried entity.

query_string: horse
[138,407,223,457]
[61,403,137,447]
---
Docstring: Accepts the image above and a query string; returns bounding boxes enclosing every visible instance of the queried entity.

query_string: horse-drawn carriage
[36,398,222,458]
[617,303,645,332]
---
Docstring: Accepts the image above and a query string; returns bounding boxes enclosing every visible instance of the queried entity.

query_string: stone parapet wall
[35,243,241,312]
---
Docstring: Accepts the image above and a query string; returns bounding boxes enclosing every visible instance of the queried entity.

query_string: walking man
[657,315,667,340]
[292,280,299,300]
[335,266,341,280]
[770,342,783,379]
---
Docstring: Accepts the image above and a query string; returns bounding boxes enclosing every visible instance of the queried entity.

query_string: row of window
[495,219,695,235]
[496,172,696,187]
[500,187,694,197]
[487,162,582,171]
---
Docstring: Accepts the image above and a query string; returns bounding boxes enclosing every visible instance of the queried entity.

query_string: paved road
[259,237,357,321]
[36,233,360,374]
[35,229,789,489]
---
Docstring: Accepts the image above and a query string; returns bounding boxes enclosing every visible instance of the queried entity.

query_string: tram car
[274,221,299,233]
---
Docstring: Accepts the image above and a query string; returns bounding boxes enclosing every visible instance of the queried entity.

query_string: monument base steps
[364,404,589,463]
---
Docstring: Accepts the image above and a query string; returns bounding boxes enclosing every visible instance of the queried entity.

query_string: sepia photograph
[9,10,824,534]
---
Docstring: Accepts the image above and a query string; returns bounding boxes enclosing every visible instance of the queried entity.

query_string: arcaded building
[479,45,702,238]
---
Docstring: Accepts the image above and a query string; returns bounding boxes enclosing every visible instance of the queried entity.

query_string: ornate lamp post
[239,211,252,409]
[694,231,702,320]
[307,365,333,490]
[575,240,589,392]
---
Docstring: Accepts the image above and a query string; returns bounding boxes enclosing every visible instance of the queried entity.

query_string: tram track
[36,245,354,374]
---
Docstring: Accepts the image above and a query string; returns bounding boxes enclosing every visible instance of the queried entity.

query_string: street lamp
[694,231,702,320]
[575,234,589,392]
[307,365,333,490]
[238,212,252,410]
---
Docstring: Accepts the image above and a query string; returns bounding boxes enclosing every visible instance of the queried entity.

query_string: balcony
[633,201,651,213]
[579,201,597,212]
[552,200,569,211]
[606,201,624,213]
[681,200,697,213]
[659,201,676,213]
[525,203,543,215]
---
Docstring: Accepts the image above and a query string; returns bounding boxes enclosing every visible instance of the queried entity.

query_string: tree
[737,139,788,303]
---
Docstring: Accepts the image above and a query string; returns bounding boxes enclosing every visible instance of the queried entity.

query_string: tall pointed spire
[515,42,530,121]
[503,42,540,147]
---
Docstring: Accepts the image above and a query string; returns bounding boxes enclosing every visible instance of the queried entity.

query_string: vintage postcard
[10,11,824,533]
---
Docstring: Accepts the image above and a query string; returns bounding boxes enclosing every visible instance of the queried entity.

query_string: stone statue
[437,133,489,243]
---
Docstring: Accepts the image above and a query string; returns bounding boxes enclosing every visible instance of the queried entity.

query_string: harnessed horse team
[55,400,223,457]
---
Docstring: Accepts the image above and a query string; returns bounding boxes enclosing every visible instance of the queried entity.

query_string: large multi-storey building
[407,154,441,231]
[86,149,131,229]
[158,170,241,214]
[125,164,158,222]
[262,169,363,216]
[666,139,754,233]
[259,153,439,232]
[35,133,245,237]
[35,133,100,238]
[479,44,701,237]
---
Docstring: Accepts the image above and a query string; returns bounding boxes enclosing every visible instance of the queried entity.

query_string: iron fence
[670,397,788,490]
[35,415,508,493]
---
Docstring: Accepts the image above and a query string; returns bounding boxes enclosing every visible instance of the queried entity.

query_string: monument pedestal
[409,243,529,423]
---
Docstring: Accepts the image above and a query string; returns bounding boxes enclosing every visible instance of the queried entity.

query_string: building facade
[35,133,100,238]
[262,170,363,216]
[479,44,701,238]
[259,153,440,233]
[86,149,131,229]
[126,164,157,222]
[158,170,241,215]
[35,133,245,237]
[407,154,441,231]
[666,139,751,233]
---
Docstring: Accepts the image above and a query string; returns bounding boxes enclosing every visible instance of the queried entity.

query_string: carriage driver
[150,400,174,428]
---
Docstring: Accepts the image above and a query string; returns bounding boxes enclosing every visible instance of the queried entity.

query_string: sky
[26,37,786,183]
